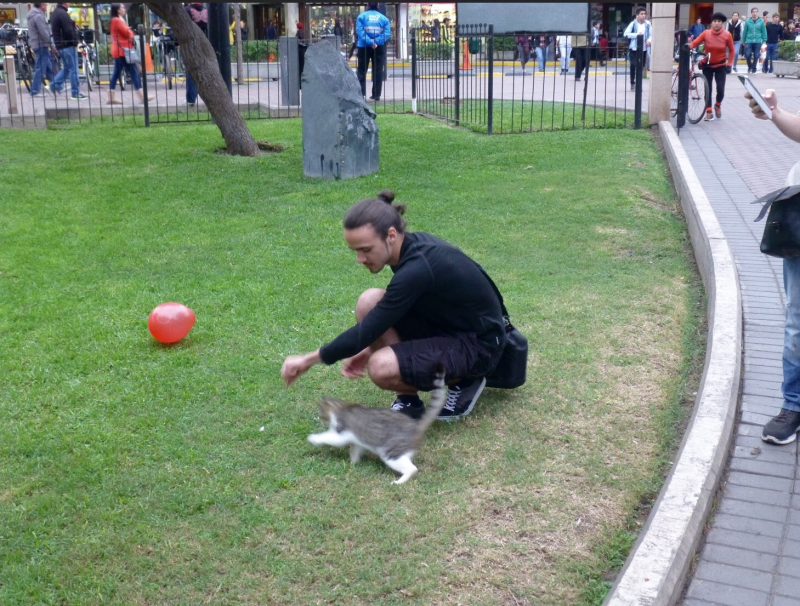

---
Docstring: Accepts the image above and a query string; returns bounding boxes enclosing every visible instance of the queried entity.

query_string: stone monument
[302,40,379,180]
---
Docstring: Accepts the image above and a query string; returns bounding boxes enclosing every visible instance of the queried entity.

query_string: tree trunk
[145,1,259,157]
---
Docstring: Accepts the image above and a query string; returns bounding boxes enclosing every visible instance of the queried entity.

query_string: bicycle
[77,28,97,92]
[0,26,35,92]
[15,31,35,93]
[155,30,178,89]
[670,48,708,125]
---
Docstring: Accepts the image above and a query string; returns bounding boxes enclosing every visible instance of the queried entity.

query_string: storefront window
[0,7,18,26]
[408,3,455,42]
[307,5,362,46]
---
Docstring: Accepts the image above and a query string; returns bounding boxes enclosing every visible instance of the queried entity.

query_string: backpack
[189,5,208,30]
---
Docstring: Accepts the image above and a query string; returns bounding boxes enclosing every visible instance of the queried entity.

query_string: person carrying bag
[107,3,150,105]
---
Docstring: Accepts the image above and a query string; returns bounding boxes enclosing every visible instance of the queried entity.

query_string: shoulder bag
[114,25,140,64]
[477,265,529,389]
[753,184,800,257]
[124,42,140,65]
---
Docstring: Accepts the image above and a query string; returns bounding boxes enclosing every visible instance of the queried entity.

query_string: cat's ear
[319,397,342,412]
[321,397,344,410]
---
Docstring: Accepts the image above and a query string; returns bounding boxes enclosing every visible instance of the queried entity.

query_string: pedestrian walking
[49,2,87,99]
[726,12,743,72]
[764,13,784,73]
[27,3,54,97]
[742,7,767,74]
[623,7,652,90]
[690,12,735,121]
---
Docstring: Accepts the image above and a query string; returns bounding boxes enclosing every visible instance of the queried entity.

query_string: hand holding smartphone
[738,74,773,120]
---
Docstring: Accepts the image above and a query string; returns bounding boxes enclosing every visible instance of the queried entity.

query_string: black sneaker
[438,377,487,421]
[391,395,425,420]
[762,409,800,445]
[72,92,88,100]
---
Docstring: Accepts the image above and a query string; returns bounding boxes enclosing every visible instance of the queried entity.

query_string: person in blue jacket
[356,2,391,101]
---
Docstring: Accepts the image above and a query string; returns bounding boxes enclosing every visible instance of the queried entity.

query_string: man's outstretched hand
[281,351,321,386]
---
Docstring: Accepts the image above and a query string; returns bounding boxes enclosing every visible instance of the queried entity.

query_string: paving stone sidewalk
[676,76,800,606]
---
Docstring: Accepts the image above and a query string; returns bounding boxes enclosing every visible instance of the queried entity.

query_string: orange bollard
[461,38,471,70]
[145,41,154,73]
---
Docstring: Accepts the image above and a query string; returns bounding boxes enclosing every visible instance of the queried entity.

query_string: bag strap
[753,186,791,222]
[475,263,512,328]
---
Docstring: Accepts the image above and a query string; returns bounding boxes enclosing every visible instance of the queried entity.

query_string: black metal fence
[413,24,644,134]
[0,23,643,132]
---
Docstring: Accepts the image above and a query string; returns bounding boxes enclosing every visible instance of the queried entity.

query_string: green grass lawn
[0,116,703,605]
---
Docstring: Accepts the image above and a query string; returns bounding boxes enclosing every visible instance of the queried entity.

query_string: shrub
[493,36,518,52]
[418,42,453,60]
[231,40,279,62]
[778,40,800,62]
[97,42,111,64]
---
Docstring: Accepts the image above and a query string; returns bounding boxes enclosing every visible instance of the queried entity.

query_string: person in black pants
[355,2,391,101]
[763,13,784,73]
[623,7,652,91]
[690,12,735,121]
[281,191,510,422]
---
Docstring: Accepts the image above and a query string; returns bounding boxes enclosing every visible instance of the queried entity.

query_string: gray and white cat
[307,368,446,485]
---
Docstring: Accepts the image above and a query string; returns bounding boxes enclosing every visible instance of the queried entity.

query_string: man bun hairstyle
[344,190,407,238]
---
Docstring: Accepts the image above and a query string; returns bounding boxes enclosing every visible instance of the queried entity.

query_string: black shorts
[390,313,502,391]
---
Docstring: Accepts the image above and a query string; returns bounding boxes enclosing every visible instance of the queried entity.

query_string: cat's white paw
[392,470,418,485]
[308,433,323,446]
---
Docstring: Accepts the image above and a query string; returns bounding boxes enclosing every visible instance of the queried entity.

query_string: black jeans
[701,65,727,108]
[628,49,647,86]
[357,45,386,100]
[572,46,589,80]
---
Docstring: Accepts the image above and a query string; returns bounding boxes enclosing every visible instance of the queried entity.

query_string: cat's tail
[415,364,448,437]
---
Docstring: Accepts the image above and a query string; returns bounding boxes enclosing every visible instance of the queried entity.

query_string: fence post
[634,33,644,128]
[3,54,18,115]
[487,24,494,135]
[138,25,150,127]
[411,29,417,113]
[454,27,460,125]
[677,30,688,131]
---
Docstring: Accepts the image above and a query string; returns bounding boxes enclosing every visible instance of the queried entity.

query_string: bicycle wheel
[83,53,93,91]
[166,53,175,90]
[686,73,708,124]
[669,71,678,117]
[18,53,32,92]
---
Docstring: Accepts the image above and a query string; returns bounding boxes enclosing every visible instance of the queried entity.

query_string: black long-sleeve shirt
[319,232,506,364]
[766,23,783,44]
[50,4,78,49]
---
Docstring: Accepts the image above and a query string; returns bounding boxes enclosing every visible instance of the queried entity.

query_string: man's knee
[356,288,385,321]
[367,347,401,388]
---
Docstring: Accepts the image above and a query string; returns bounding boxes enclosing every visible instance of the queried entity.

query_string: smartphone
[738,74,773,120]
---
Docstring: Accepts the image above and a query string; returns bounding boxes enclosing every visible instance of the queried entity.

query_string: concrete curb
[603,121,742,606]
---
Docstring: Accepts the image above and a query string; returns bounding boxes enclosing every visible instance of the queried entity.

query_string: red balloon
[148,302,196,344]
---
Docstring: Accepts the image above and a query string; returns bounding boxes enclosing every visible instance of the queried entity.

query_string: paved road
[677,74,800,606]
